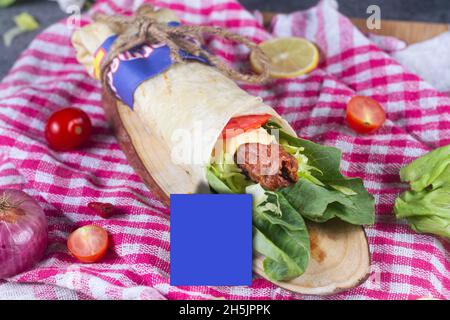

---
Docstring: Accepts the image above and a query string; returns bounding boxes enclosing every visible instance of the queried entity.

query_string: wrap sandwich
[72,6,375,291]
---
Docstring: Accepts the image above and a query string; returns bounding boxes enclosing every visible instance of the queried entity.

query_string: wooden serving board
[350,18,448,44]
[262,13,449,45]
[254,220,371,295]
[100,16,446,295]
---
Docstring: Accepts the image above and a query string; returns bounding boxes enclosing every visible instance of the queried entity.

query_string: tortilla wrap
[71,9,297,193]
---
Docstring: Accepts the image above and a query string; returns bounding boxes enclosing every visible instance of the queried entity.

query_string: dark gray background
[1,0,450,80]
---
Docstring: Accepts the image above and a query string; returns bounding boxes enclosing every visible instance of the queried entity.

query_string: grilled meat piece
[235,143,298,190]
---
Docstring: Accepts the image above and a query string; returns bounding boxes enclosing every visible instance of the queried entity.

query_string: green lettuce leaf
[395,187,450,220]
[251,188,310,281]
[273,128,375,225]
[0,0,15,8]
[394,184,450,238]
[208,151,252,194]
[399,144,450,192]
[329,184,358,196]
[206,169,310,281]
[246,184,282,217]
[3,12,40,47]
[394,144,450,238]
[279,178,374,225]
[407,215,450,238]
[279,139,325,187]
[206,167,235,194]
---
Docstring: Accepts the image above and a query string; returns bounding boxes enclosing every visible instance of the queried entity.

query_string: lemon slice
[250,37,319,79]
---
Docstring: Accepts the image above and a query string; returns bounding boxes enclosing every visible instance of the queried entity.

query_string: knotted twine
[93,4,270,92]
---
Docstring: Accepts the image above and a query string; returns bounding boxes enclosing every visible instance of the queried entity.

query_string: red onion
[0,189,48,279]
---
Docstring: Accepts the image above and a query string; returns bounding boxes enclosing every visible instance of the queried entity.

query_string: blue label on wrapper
[94,24,209,109]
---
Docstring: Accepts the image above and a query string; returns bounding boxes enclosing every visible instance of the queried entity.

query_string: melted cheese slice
[212,128,276,163]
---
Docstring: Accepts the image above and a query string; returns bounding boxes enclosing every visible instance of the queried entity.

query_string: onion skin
[0,189,48,279]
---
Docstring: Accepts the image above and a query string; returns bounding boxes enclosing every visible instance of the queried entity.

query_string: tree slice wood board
[254,220,370,295]
[101,89,371,295]
[261,12,449,45]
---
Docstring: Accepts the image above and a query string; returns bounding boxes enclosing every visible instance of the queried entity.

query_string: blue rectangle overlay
[170,194,252,286]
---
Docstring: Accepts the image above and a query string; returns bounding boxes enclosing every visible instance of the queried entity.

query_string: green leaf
[205,167,234,194]
[246,184,282,217]
[252,194,310,281]
[280,180,348,222]
[279,138,325,187]
[274,129,375,225]
[280,179,374,225]
[14,12,39,31]
[207,167,310,281]
[407,215,450,238]
[3,12,40,47]
[0,0,15,8]
[394,187,450,220]
[253,227,298,280]
[276,129,346,182]
[400,144,450,192]
[394,144,450,238]
[3,27,23,47]
[209,151,252,194]
[329,184,358,196]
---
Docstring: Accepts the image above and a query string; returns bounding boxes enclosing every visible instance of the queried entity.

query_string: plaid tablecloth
[0,0,448,300]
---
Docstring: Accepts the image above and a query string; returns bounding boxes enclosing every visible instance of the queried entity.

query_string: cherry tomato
[346,96,386,134]
[45,107,92,151]
[67,225,109,263]
[222,114,271,138]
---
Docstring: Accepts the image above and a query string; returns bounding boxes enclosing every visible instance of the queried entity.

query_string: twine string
[93,3,270,91]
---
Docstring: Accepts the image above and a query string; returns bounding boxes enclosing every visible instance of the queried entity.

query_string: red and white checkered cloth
[0,0,448,300]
